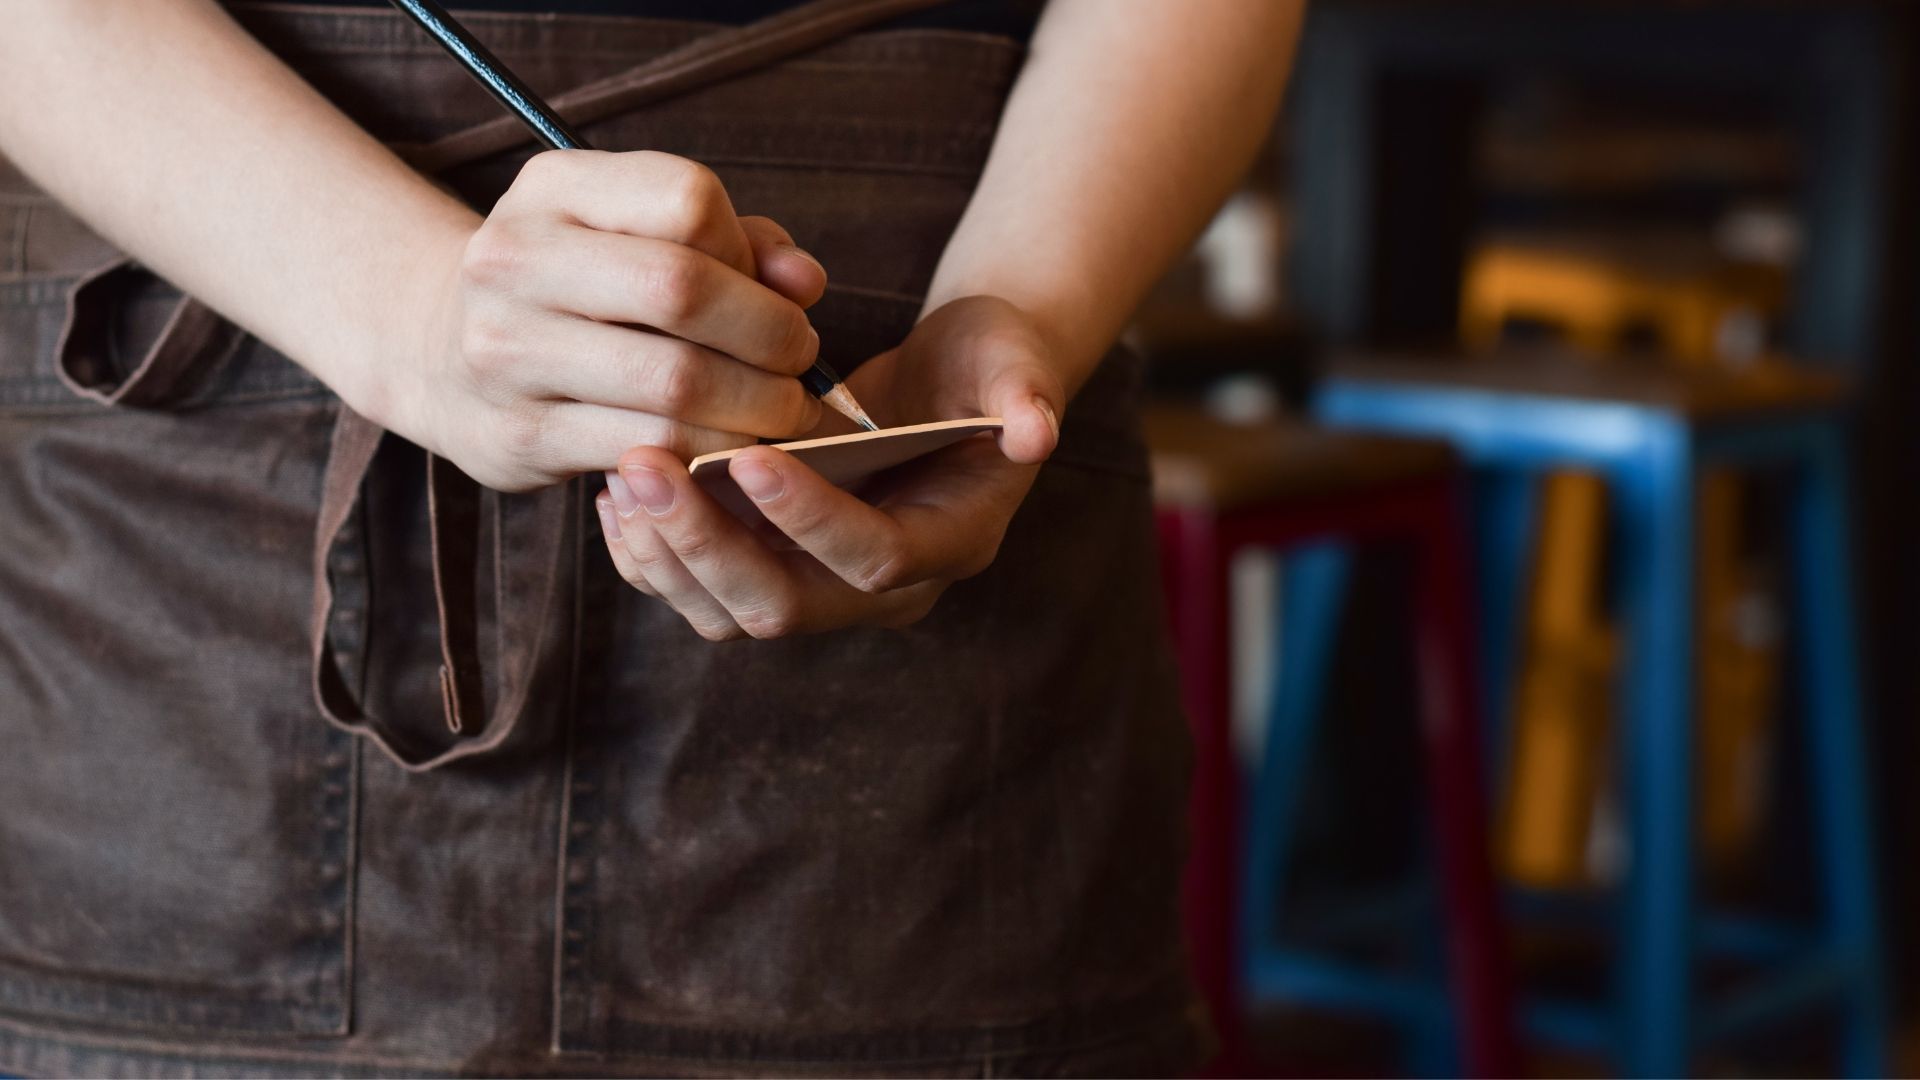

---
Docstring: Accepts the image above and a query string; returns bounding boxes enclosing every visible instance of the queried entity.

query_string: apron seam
[3,204,24,275]
[0,996,1204,1077]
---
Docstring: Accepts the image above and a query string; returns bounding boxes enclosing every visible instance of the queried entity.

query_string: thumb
[980,350,1064,466]
[739,215,828,309]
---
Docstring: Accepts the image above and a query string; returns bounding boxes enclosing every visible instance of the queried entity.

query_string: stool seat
[1330,347,1846,419]
[1144,405,1456,510]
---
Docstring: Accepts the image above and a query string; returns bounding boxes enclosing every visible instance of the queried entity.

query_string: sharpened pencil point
[821,384,880,432]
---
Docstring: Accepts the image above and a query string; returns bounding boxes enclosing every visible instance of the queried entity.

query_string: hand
[594,296,1067,641]
[388,150,828,491]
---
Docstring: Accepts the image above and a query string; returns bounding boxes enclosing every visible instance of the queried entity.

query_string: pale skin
[0,0,1303,642]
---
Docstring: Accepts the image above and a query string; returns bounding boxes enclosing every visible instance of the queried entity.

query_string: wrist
[331,210,478,445]
[920,277,1106,399]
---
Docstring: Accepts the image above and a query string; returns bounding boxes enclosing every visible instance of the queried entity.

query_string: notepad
[690,417,1004,521]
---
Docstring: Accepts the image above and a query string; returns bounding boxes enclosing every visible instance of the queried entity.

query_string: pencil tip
[822,384,881,432]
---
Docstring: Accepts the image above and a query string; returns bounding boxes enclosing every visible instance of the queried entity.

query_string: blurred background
[1135,1,1920,1075]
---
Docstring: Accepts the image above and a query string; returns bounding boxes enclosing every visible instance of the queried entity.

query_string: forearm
[924,0,1304,395]
[0,0,477,424]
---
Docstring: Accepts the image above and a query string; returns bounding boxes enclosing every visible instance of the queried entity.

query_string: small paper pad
[690,417,1004,521]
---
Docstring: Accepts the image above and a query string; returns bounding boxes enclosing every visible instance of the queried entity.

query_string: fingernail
[805,323,820,361]
[595,494,623,540]
[1034,397,1060,442]
[604,470,639,516]
[781,243,824,274]
[620,464,675,516]
[732,458,784,503]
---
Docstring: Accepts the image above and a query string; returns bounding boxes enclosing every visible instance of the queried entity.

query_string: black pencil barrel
[797,362,842,400]
[389,0,590,151]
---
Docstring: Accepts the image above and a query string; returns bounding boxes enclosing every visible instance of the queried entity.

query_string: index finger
[614,448,894,638]
[724,439,1026,594]
[532,227,821,376]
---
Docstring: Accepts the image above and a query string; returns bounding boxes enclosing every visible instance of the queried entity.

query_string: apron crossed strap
[50,0,948,770]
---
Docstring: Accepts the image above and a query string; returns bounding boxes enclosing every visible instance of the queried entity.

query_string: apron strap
[312,407,574,772]
[407,0,952,172]
[54,258,248,407]
[304,0,949,768]
[428,452,487,737]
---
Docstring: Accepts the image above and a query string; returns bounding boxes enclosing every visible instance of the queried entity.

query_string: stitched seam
[0,992,339,1044]
[270,40,1018,67]
[541,994,1204,1069]
[235,9,1021,63]
[672,154,986,179]
[3,205,23,276]
[0,987,1199,1075]
[0,963,325,1008]
[0,275,70,305]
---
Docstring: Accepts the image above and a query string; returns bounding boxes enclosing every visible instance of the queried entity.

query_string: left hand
[595,295,1067,641]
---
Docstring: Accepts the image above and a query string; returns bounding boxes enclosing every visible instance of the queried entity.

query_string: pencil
[389,0,880,433]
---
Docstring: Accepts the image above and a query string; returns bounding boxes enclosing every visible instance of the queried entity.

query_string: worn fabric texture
[0,3,1205,1076]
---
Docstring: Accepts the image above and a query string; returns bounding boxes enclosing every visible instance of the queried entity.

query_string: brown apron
[0,2,1205,1075]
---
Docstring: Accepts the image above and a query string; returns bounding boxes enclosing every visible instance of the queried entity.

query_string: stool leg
[1471,469,1540,771]
[1241,543,1351,969]
[1413,482,1521,1078]
[1790,424,1888,1078]
[1160,507,1246,1072]
[1611,423,1696,1078]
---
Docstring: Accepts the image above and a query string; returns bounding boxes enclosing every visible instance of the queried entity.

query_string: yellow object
[1461,234,1784,364]
[1695,471,1780,859]
[1500,471,1616,887]
[1468,234,1787,885]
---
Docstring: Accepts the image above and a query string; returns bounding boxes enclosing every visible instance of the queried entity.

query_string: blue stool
[1148,406,1518,1076]
[1312,349,1887,1077]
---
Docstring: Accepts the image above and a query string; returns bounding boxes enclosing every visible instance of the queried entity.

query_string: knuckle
[879,589,942,630]
[773,489,833,537]
[459,315,517,377]
[656,157,725,228]
[496,405,548,461]
[853,544,911,595]
[667,524,719,563]
[781,385,822,437]
[620,414,680,455]
[518,149,573,189]
[629,543,677,578]
[769,310,814,374]
[667,424,752,462]
[647,346,711,415]
[639,247,707,324]
[737,604,797,641]
[695,619,745,643]
[614,563,651,593]
[460,225,524,290]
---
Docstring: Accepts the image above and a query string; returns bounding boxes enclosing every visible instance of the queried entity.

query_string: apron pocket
[0,274,356,1038]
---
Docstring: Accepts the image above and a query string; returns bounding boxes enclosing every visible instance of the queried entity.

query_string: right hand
[389,149,828,492]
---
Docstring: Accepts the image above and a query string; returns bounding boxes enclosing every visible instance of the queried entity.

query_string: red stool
[1147,406,1518,1076]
